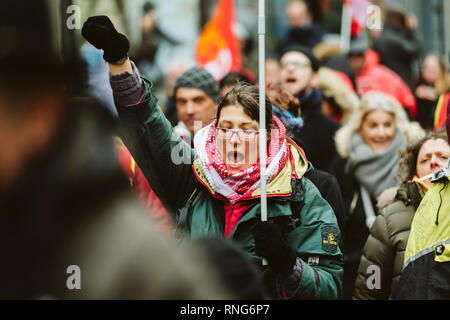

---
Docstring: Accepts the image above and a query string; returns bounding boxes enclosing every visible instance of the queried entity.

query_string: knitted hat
[280,45,320,71]
[174,67,219,102]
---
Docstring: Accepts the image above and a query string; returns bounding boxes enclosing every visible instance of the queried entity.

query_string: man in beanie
[280,45,340,173]
[173,66,219,143]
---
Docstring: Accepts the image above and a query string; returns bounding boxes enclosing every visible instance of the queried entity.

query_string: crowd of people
[1,0,449,300]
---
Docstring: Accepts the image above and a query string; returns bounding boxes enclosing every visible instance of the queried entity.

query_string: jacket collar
[192,138,308,200]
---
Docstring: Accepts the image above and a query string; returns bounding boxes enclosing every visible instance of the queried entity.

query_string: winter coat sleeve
[114,77,198,217]
[352,210,395,300]
[285,177,344,299]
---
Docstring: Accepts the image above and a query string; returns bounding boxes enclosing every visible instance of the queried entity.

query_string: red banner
[344,0,371,37]
[196,0,242,80]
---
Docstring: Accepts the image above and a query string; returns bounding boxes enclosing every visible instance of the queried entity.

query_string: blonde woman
[329,91,424,299]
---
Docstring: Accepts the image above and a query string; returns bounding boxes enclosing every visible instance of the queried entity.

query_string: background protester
[347,45,417,120]
[313,42,356,90]
[353,130,450,300]
[161,58,196,126]
[278,0,325,51]
[171,66,219,144]
[414,54,450,129]
[219,71,255,98]
[330,91,425,299]
[317,67,360,124]
[129,1,180,92]
[372,5,421,88]
[280,45,340,172]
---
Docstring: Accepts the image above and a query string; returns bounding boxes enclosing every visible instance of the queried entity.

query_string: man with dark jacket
[372,6,421,88]
[279,45,341,173]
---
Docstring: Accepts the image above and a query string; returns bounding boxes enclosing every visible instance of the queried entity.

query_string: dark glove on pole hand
[251,221,297,275]
[81,15,130,63]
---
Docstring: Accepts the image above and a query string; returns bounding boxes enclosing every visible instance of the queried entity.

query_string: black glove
[251,221,297,275]
[81,15,130,63]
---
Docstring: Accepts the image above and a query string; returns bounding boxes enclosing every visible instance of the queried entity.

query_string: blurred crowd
[0,0,449,300]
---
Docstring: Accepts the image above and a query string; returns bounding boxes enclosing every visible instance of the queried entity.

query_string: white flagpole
[340,0,352,52]
[258,0,268,266]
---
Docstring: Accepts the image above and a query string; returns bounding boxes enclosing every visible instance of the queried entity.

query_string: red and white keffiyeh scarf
[194,116,288,203]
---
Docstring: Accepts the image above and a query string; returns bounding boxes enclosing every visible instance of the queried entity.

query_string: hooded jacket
[353,182,425,300]
[116,77,343,300]
[355,50,417,119]
[397,176,450,299]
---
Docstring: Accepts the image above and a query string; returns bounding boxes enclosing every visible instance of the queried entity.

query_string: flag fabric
[344,0,371,38]
[434,92,450,129]
[196,0,242,81]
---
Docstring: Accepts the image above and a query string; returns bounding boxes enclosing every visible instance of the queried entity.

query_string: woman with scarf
[82,16,343,300]
[353,130,450,299]
[329,91,425,299]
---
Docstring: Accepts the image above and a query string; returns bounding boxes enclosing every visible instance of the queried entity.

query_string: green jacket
[117,78,343,299]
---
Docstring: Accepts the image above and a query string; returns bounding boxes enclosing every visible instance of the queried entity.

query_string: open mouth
[286,78,297,84]
[227,151,245,164]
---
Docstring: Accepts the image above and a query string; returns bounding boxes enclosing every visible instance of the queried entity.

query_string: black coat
[413,77,439,130]
[329,154,376,300]
[293,89,341,173]
[304,165,345,252]
[373,25,420,88]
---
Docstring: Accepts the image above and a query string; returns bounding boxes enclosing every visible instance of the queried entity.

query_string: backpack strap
[174,186,201,240]
[287,148,305,230]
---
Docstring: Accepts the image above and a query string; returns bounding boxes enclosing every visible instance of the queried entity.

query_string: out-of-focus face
[416,138,450,188]
[359,110,396,154]
[286,1,309,28]
[265,58,281,86]
[141,10,156,33]
[422,55,442,85]
[0,89,62,192]
[216,104,260,174]
[280,51,314,97]
[175,87,217,134]
[166,64,189,97]
[349,54,366,74]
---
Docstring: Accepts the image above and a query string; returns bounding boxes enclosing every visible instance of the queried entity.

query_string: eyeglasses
[214,127,260,141]
[280,61,311,69]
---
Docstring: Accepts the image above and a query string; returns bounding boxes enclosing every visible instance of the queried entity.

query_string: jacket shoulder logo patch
[322,226,338,253]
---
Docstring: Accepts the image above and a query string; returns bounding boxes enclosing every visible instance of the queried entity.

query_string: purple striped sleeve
[279,258,303,297]
[109,61,144,106]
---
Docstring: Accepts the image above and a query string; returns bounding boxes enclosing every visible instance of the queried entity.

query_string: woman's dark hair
[398,129,448,184]
[216,84,273,128]
[220,72,254,91]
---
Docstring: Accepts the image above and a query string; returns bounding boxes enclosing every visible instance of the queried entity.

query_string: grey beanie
[173,67,219,102]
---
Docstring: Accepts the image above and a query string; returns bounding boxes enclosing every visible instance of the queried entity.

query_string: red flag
[196,0,242,80]
[344,0,370,38]
[434,93,450,130]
